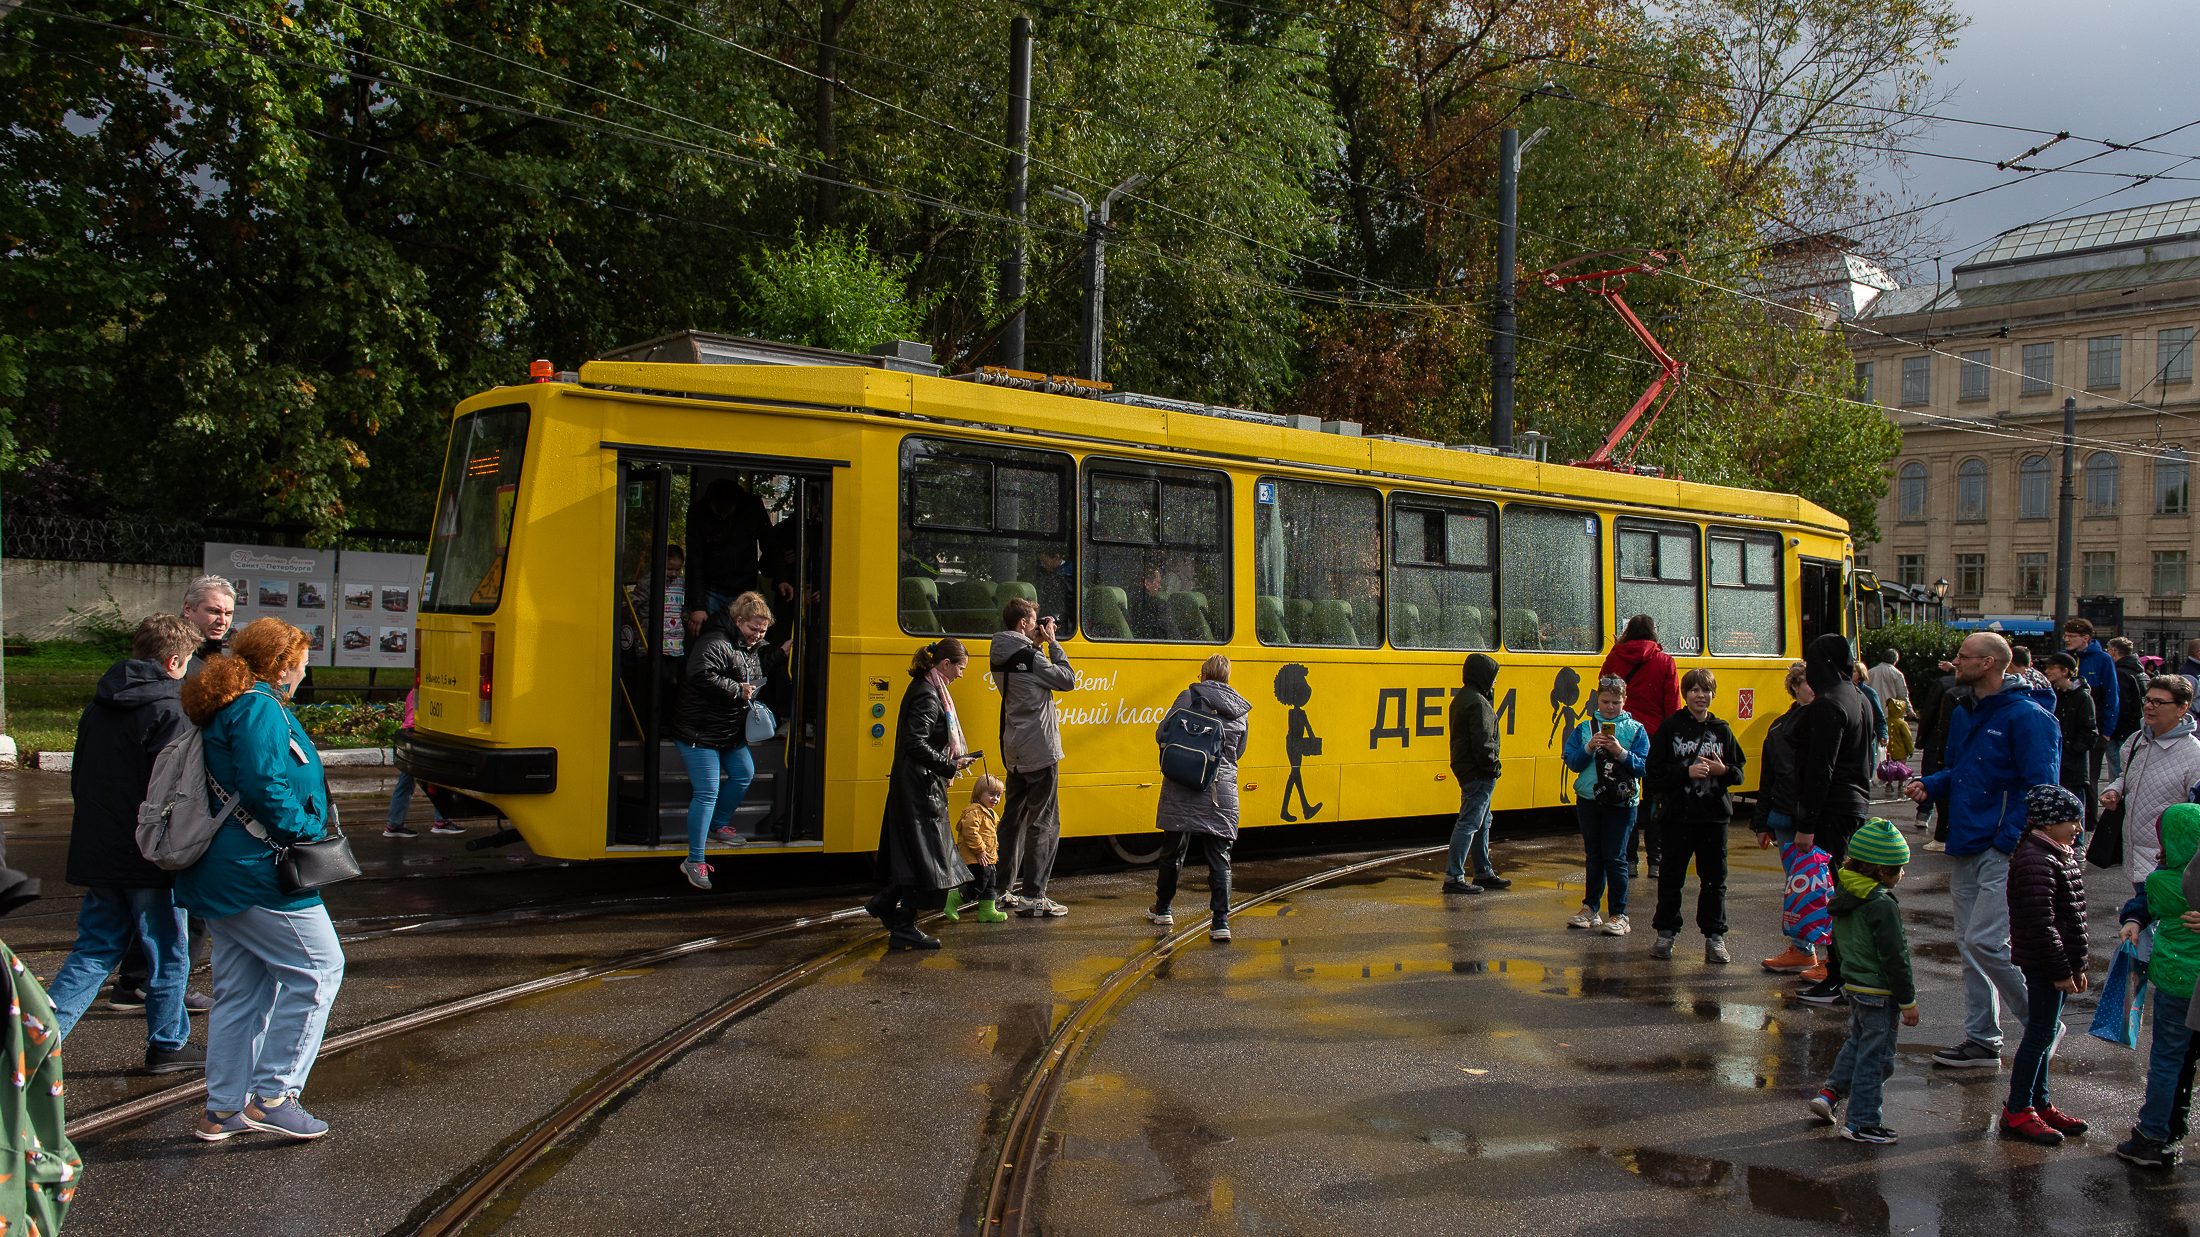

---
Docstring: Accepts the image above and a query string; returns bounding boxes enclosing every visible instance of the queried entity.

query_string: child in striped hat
[1809,817,1918,1145]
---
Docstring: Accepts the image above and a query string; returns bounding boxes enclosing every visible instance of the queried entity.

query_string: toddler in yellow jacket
[946,775,1009,922]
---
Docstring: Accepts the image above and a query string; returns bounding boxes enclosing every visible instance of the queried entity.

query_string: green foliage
[739,231,930,353]
[293,701,404,748]
[1868,620,1964,704]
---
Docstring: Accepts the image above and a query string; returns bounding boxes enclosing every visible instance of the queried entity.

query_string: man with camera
[991,598,1078,917]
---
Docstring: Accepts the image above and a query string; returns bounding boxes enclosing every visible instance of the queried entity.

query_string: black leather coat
[2007,830,2087,981]
[669,614,783,748]
[878,677,974,891]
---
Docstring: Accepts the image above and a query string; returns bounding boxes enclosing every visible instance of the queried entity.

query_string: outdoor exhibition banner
[335,550,424,670]
[203,542,337,667]
[200,543,425,669]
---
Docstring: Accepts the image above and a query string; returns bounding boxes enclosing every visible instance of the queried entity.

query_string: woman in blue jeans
[177,617,346,1141]
[669,592,787,889]
[1562,676,1649,936]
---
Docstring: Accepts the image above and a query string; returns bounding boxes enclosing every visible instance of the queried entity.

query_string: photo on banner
[337,549,426,669]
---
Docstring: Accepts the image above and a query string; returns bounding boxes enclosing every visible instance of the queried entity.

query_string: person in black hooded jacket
[1647,669,1746,963]
[1790,632,1876,1002]
[1443,653,1508,895]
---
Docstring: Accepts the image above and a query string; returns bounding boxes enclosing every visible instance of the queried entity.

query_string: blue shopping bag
[2089,940,2149,1047]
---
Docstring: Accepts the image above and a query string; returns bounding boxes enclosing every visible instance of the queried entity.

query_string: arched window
[1956,458,1988,521]
[1898,462,1926,521]
[2019,455,2050,519]
[2086,452,2120,517]
[2157,447,2190,516]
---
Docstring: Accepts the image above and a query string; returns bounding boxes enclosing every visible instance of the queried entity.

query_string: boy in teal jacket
[2116,802,2200,1168]
[1809,818,1919,1145]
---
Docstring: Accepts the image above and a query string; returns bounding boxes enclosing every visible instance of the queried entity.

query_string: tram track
[976,844,1445,1237]
[64,903,871,1142]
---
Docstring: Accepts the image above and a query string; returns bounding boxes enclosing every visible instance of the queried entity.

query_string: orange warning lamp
[529,358,554,382]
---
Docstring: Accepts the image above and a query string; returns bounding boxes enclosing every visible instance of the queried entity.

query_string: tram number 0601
[428,700,444,718]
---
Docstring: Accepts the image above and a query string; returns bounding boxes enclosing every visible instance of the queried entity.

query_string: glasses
[2145,697,2181,707]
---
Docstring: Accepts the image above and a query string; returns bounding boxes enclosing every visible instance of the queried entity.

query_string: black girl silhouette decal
[1547,665,1586,805]
[1274,664,1323,821]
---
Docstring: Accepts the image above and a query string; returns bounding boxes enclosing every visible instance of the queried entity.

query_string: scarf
[926,665,967,758]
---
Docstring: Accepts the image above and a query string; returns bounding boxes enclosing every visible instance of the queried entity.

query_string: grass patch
[4,643,408,753]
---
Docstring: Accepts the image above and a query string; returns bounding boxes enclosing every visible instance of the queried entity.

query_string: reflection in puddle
[1596,1144,1890,1231]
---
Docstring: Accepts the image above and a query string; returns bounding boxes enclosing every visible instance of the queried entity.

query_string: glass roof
[1971,197,2200,265]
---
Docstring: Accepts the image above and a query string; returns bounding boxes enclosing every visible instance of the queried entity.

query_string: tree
[739,229,930,352]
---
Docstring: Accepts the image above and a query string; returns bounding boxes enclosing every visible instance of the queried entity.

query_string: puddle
[1595,1144,1890,1231]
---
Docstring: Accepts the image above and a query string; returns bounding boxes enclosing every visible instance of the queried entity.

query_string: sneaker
[1038,898,1069,918]
[1761,947,1817,973]
[1796,981,1848,1007]
[429,821,465,836]
[1923,841,1946,853]
[107,987,146,1012]
[1931,1041,2003,1070]
[1474,874,1513,890]
[194,1109,252,1142]
[1808,1087,1841,1124]
[383,824,418,838]
[1567,907,1602,930]
[1210,925,1231,941]
[185,991,213,1014]
[2037,1105,2089,1135]
[707,827,745,847]
[1647,862,1661,879]
[2116,1128,2183,1169]
[1146,908,1175,926]
[1602,915,1632,937]
[1705,935,1732,964]
[1651,931,1676,961]
[1442,880,1484,895]
[2000,1106,2066,1146]
[145,1043,207,1075]
[679,860,714,890]
[1842,1124,1899,1145]
[241,1095,329,1140]
[1800,963,1829,984]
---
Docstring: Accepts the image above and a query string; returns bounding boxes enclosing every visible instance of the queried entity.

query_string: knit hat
[2026,783,2084,831]
[1846,817,1911,866]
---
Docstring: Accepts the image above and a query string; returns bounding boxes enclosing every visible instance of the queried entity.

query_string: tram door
[610,456,831,848]
[1798,557,1845,650]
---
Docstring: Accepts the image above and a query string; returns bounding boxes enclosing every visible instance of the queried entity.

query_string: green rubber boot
[941,890,963,921]
[972,898,1008,923]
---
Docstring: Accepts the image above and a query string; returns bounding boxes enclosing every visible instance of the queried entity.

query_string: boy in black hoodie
[1649,668,1747,963]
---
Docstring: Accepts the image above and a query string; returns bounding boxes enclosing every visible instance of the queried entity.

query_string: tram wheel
[1106,834,1166,866]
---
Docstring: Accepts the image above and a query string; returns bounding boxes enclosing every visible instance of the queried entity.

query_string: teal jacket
[1829,869,1917,1009]
[175,682,329,918]
[1562,712,1648,806]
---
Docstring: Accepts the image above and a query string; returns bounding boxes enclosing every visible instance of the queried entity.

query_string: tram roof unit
[562,330,1850,542]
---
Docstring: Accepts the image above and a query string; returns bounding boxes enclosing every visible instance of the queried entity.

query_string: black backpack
[1158,702,1226,792]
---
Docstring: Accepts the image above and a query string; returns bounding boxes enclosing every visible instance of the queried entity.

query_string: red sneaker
[2000,1106,2066,1146]
[1761,947,1817,973]
[2036,1105,2090,1135]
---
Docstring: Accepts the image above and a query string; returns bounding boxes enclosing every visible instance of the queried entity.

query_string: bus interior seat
[995,580,1038,607]
[941,579,998,632]
[1310,599,1359,646]
[1168,591,1213,641]
[1085,586,1134,639]
[1256,595,1289,644]
[1285,598,1314,642]
[1504,608,1540,649]
[1391,601,1421,647]
[1448,605,1484,649]
[899,577,943,634]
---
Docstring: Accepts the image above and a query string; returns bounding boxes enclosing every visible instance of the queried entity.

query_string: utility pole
[2056,395,2076,625]
[1490,128,1518,451]
[1045,173,1148,383]
[997,16,1032,370]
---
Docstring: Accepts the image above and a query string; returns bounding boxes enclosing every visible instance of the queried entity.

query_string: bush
[293,701,402,748]
[1862,621,1964,705]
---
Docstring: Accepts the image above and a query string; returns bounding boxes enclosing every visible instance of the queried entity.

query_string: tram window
[1500,505,1601,652]
[1615,518,1703,656]
[1388,493,1497,649]
[1255,477,1381,647]
[1083,460,1230,642]
[1707,529,1783,656]
[899,437,1075,637]
[423,403,529,615]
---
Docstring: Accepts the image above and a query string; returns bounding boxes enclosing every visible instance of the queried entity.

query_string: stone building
[1852,198,2200,657]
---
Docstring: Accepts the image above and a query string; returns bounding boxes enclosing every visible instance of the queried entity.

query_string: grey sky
[1872,0,2197,275]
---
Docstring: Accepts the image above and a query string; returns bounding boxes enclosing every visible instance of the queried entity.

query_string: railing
[2,516,426,566]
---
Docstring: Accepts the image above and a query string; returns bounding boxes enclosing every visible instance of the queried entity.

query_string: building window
[1956,553,1985,598]
[2090,336,2124,389]
[2017,552,2048,597]
[2019,454,2049,519]
[1956,458,1988,521]
[1853,361,1874,403]
[1898,462,1926,521]
[1901,355,1931,405]
[2158,448,2191,516]
[1960,350,1991,401]
[2086,452,2119,516]
[2154,550,2189,598]
[2083,550,2117,596]
[2023,343,2055,396]
[1896,554,1923,586]
[2161,328,2194,386]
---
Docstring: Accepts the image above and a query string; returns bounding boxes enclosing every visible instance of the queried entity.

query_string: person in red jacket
[1604,615,1683,877]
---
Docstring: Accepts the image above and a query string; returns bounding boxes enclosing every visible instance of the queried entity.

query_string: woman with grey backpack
[1147,655,1251,941]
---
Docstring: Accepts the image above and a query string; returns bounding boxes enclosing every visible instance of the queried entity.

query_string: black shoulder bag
[234,764,363,892]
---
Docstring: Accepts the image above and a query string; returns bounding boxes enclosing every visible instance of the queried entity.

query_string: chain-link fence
[2,516,427,565]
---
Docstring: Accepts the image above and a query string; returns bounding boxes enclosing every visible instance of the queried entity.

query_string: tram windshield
[424,404,529,614]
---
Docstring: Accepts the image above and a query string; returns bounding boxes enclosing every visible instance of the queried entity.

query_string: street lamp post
[1932,577,1951,625]
[1045,173,1149,384]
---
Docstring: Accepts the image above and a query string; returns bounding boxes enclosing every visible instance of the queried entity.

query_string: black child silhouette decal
[1274,663,1323,821]
[1547,666,1586,805]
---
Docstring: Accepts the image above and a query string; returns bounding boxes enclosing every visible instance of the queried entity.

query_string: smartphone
[964,749,986,761]
[1598,721,1615,736]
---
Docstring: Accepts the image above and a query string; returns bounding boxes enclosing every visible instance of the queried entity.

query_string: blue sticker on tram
[1256,481,1276,505]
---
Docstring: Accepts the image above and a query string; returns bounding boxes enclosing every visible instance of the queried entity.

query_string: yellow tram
[397,332,1858,862]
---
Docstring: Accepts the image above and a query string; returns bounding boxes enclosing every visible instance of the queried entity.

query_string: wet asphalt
[3,771,2195,1236]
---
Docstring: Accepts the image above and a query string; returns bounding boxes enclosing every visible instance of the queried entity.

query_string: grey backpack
[135,729,244,870]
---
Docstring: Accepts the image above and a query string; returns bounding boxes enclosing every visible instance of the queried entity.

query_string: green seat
[1391,601,1421,647]
[1256,595,1289,644]
[1310,599,1360,646]
[899,577,942,634]
[995,580,1038,606]
[941,579,997,633]
[1504,607,1541,650]
[1168,591,1214,641]
[1285,598,1314,643]
[1085,586,1134,639]
[1459,605,1493,649]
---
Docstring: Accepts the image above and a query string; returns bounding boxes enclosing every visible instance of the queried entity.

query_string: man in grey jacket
[992,597,1077,917]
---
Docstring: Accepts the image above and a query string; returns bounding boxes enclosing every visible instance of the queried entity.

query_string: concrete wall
[2,559,201,643]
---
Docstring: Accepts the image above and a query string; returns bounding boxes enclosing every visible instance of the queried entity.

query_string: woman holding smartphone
[869,639,978,950]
